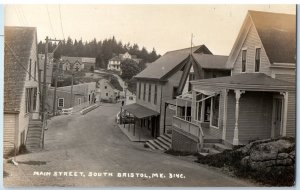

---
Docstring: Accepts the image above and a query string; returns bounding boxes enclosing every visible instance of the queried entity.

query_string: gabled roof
[4,26,36,112]
[192,54,229,70]
[191,73,295,91]
[134,45,212,80]
[61,56,83,65]
[227,10,296,68]
[249,10,296,64]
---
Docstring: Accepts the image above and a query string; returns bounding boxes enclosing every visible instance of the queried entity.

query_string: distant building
[47,82,97,113]
[107,52,142,72]
[97,78,121,103]
[61,56,96,72]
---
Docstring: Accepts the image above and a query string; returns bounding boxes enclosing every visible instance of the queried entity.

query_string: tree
[120,59,141,81]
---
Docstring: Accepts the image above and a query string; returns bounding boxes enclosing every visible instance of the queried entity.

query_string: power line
[5,41,37,81]
[46,5,56,39]
[58,5,65,40]
[19,7,29,25]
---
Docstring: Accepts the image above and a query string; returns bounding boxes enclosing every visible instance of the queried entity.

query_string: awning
[166,99,191,107]
[122,103,159,119]
[195,89,217,96]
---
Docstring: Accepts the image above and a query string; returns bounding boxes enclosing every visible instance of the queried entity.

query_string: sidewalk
[118,123,154,142]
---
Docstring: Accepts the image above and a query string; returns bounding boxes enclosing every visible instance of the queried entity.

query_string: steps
[199,139,232,156]
[145,134,172,151]
[25,120,43,152]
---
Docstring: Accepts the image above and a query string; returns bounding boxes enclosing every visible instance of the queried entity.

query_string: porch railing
[172,116,204,150]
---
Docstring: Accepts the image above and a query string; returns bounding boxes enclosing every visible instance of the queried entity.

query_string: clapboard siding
[275,74,296,83]
[4,114,17,156]
[286,91,295,137]
[226,91,273,144]
[232,24,271,75]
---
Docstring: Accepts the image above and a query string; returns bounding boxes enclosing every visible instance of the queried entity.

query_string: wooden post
[133,118,136,136]
[52,76,57,116]
[281,91,289,136]
[233,89,244,145]
[123,110,126,128]
[139,119,141,141]
[222,89,228,140]
[185,100,187,121]
[175,98,178,117]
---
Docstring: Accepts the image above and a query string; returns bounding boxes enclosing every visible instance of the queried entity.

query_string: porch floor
[118,123,154,142]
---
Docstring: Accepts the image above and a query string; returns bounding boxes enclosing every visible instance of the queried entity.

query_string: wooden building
[171,11,296,152]
[4,27,41,156]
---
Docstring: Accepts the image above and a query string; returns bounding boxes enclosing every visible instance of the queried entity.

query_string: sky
[4,4,296,55]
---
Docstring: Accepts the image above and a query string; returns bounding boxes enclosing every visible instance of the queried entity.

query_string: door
[272,97,283,138]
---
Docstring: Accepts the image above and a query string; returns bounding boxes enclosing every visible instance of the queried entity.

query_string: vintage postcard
[3,4,296,187]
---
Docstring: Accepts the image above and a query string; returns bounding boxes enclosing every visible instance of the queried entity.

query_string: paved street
[4,103,254,187]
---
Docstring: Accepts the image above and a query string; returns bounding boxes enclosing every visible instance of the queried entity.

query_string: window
[78,98,81,105]
[172,87,178,99]
[105,86,107,89]
[29,59,32,80]
[25,87,37,113]
[34,61,36,80]
[58,98,64,107]
[129,96,133,100]
[188,73,195,91]
[242,49,247,72]
[148,84,151,102]
[255,48,261,72]
[143,83,146,101]
[138,82,141,99]
[211,94,220,127]
[20,130,25,145]
[106,93,108,97]
[195,93,203,122]
[154,85,157,105]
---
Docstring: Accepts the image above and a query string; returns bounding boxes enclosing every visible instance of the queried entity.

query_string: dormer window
[242,49,247,72]
[255,48,261,72]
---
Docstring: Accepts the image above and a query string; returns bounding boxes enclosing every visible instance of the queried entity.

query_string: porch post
[133,117,136,136]
[233,89,244,145]
[175,98,178,117]
[281,91,289,136]
[184,100,187,121]
[200,94,205,122]
[222,89,228,140]
[191,91,196,121]
[123,110,126,128]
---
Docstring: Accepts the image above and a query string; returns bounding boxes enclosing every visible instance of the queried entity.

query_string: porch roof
[191,73,295,92]
[166,99,191,107]
[122,103,159,119]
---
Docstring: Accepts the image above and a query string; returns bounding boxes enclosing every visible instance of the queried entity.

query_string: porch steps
[25,120,43,152]
[145,134,172,151]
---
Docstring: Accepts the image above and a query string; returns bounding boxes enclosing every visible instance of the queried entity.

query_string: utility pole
[41,36,48,149]
[52,75,58,116]
[41,37,63,149]
[70,73,74,107]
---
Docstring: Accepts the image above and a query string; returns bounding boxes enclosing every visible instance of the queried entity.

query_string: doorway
[272,97,283,138]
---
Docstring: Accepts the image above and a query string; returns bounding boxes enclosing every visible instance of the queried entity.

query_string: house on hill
[121,44,231,149]
[4,26,41,156]
[61,56,96,72]
[171,11,296,153]
[107,52,142,72]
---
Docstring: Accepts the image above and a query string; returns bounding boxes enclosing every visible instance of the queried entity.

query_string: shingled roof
[192,54,229,70]
[134,45,212,80]
[4,26,36,112]
[249,11,296,63]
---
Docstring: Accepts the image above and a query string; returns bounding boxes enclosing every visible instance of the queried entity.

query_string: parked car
[116,110,134,124]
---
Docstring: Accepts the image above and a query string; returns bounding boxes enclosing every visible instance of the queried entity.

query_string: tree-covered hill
[38,36,160,69]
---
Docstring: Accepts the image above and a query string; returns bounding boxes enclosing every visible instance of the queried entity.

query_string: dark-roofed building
[4,26,41,156]
[61,56,96,72]
[120,44,230,150]
[171,11,296,153]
